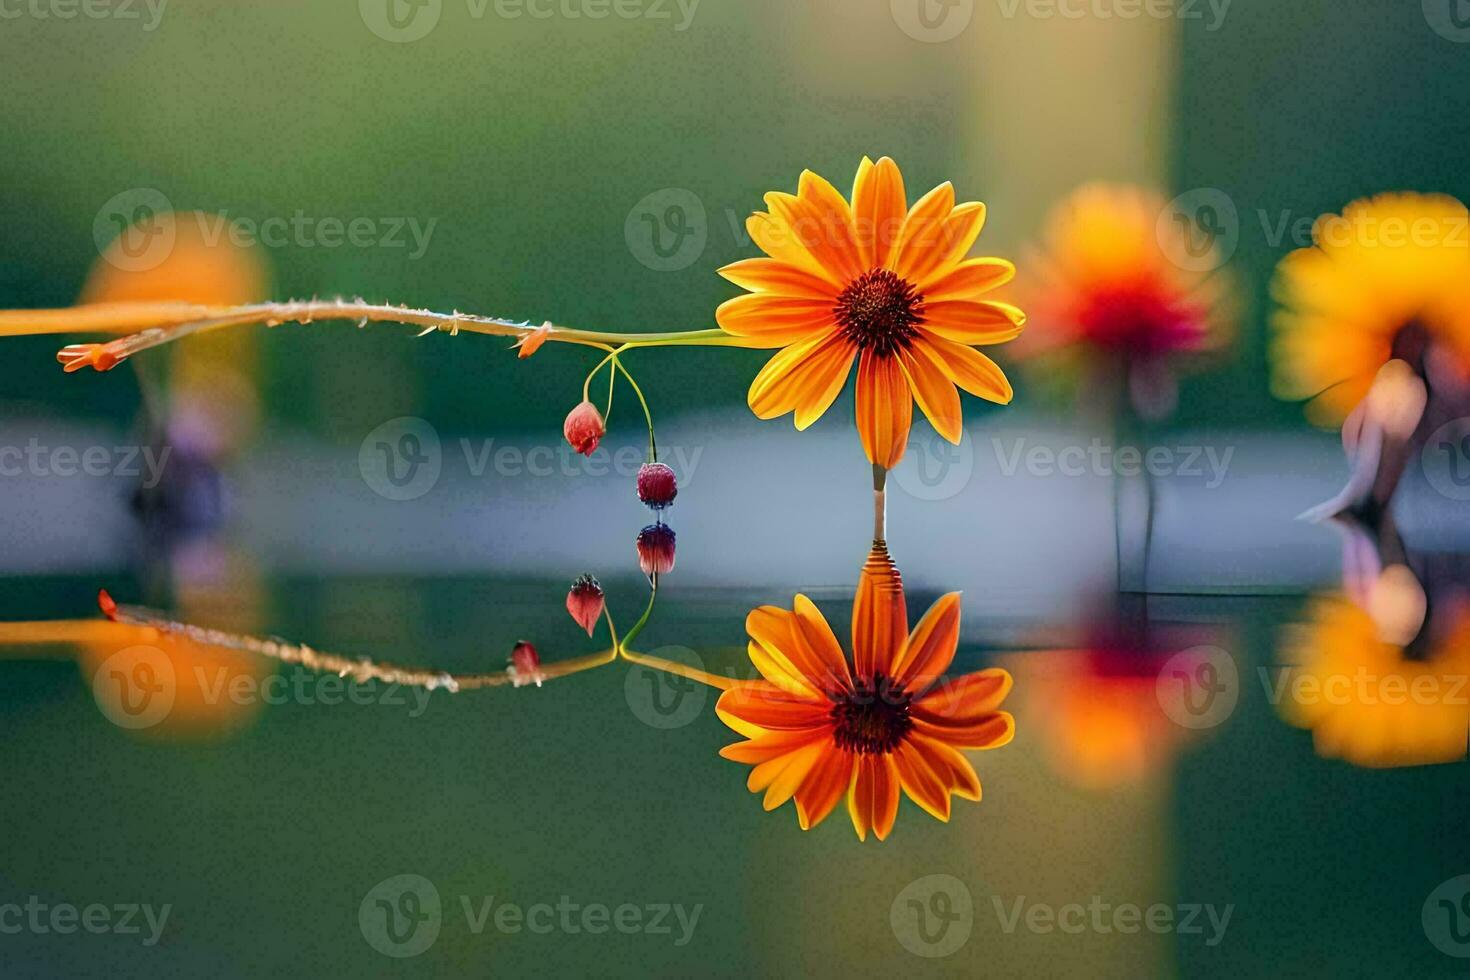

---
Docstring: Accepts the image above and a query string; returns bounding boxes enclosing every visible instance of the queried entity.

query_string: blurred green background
[4,0,1468,437]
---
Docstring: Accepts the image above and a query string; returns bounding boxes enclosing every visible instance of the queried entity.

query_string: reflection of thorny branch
[0,589,736,694]
[0,299,760,373]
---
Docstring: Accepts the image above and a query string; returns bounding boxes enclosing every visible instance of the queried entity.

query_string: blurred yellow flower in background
[1018,183,1233,420]
[717,157,1023,469]
[1272,193,1470,426]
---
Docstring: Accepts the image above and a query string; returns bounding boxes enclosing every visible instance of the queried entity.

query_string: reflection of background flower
[77,212,271,737]
[1017,184,1234,421]
[1278,568,1470,770]
[1020,623,1222,790]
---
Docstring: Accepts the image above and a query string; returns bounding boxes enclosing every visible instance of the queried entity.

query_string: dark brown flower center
[833,269,925,357]
[830,674,912,755]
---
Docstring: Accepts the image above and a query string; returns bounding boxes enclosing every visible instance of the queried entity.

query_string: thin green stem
[612,355,657,462]
[617,585,658,656]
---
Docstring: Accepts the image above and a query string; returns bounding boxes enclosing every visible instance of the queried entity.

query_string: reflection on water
[1275,518,1470,769]
[0,559,1467,975]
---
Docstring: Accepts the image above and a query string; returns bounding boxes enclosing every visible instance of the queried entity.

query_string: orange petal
[747,639,821,699]
[794,745,854,831]
[919,300,1026,346]
[719,728,827,765]
[846,752,900,841]
[913,733,983,801]
[894,738,951,821]
[747,212,845,289]
[898,344,963,444]
[745,602,847,697]
[893,182,956,279]
[855,351,913,468]
[852,156,908,271]
[797,170,863,283]
[764,191,859,290]
[852,542,908,681]
[909,202,987,288]
[755,738,827,812]
[924,257,1016,303]
[747,332,856,424]
[913,668,1013,724]
[717,257,841,300]
[919,335,1014,404]
[716,292,836,348]
[715,682,830,739]
[791,595,855,693]
[913,710,1015,750]
[892,592,962,693]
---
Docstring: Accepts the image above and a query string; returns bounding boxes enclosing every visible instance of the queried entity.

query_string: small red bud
[508,641,545,688]
[563,401,606,456]
[566,574,606,637]
[97,589,119,621]
[636,462,678,509]
[635,523,677,583]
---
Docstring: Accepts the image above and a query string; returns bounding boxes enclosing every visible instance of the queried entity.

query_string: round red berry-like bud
[563,401,606,456]
[508,640,545,688]
[635,523,677,582]
[566,574,606,637]
[636,462,678,509]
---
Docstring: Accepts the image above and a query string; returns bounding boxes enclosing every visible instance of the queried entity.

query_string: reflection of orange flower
[716,545,1015,840]
[1272,193,1470,426]
[1279,586,1470,769]
[717,157,1023,468]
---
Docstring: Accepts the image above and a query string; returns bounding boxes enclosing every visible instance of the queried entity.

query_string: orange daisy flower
[1018,184,1233,419]
[716,157,1024,469]
[716,545,1015,840]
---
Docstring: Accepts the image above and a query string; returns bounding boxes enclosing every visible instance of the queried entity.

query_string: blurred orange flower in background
[717,157,1023,468]
[716,544,1015,840]
[1272,193,1470,426]
[1018,184,1233,419]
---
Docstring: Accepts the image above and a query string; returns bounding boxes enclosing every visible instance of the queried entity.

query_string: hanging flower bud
[636,462,678,510]
[636,523,677,583]
[566,574,606,637]
[507,641,546,688]
[563,401,606,456]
